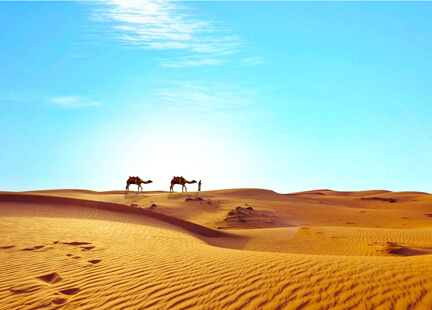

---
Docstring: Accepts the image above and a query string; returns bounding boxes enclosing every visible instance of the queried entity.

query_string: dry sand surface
[1,188,432,309]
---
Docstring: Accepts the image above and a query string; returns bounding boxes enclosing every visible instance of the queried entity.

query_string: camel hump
[172,176,183,183]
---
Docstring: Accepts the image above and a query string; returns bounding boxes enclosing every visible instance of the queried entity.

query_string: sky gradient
[1,1,432,193]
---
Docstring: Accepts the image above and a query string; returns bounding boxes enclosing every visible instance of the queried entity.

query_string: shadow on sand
[167,193,193,200]
[123,193,149,200]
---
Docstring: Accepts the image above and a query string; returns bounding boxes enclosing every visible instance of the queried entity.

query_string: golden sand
[1,189,431,309]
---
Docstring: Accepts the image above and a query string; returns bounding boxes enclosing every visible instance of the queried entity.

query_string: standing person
[198,180,202,192]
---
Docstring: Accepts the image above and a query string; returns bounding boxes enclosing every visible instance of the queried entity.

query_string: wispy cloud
[152,81,261,112]
[160,56,224,67]
[48,96,101,108]
[90,0,242,67]
[241,56,266,66]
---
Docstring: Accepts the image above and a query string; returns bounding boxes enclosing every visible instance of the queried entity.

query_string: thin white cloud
[241,56,266,66]
[161,57,224,67]
[49,96,101,108]
[152,81,260,112]
[90,0,242,67]
[147,41,190,50]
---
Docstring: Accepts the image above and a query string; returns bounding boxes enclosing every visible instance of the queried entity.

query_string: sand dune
[1,189,432,309]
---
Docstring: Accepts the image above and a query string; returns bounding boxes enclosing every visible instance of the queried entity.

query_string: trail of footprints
[2,241,102,306]
[36,271,81,305]
[17,241,101,262]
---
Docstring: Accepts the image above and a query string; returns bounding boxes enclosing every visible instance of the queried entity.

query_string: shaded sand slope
[1,191,432,309]
[0,193,232,239]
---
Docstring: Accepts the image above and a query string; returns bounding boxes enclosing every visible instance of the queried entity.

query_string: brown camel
[170,176,197,193]
[126,176,152,192]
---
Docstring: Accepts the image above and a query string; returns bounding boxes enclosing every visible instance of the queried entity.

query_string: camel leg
[126,183,129,192]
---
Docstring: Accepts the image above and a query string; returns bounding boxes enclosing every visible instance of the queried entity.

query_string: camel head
[147,180,153,183]
[191,180,197,184]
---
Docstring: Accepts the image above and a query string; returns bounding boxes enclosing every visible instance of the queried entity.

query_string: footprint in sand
[52,288,81,301]
[37,272,63,284]
[66,253,81,259]
[61,242,92,246]
[22,245,45,251]
[59,288,81,295]
[0,245,15,250]
[35,272,81,305]
[59,241,96,251]
[51,297,68,305]
[58,241,97,259]
[50,288,81,306]
[81,246,95,251]
[9,271,63,294]
[13,251,85,305]
[61,244,102,264]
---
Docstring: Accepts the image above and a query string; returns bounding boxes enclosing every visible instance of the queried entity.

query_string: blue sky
[1,1,432,193]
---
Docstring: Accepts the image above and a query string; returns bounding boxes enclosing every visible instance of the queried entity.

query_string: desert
[4,1,432,309]
[1,188,432,309]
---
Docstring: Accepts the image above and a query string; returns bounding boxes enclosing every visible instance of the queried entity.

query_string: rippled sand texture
[1,189,432,309]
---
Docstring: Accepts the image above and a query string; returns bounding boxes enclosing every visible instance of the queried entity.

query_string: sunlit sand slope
[84,188,431,230]
[1,191,432,309]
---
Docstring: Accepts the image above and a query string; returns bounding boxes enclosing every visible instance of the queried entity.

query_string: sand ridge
[1,189,432,309]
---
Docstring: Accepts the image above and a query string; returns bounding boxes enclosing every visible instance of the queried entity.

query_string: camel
[126,176,152,192]
[170,176,197,193]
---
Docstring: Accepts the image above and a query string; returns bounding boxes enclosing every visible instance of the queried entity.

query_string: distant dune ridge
[1,188,432,309]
